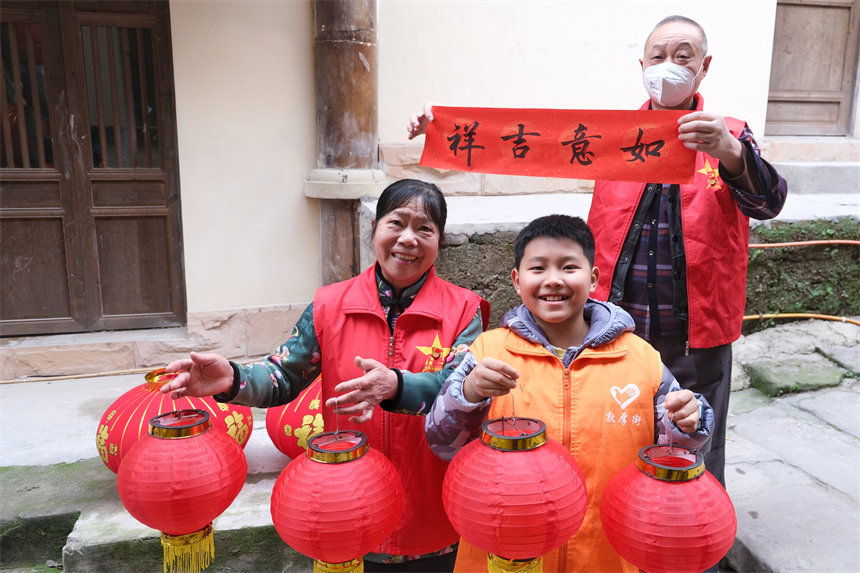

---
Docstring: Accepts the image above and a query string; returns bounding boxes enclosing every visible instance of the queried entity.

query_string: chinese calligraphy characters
[447,121,485,167]
[620,127,665,163]
[420,107,695,184]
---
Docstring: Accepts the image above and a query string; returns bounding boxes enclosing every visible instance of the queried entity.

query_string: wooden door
[1,1,185,336]
[766,0,860,135]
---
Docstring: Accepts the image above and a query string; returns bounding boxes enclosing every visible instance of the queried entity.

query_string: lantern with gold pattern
[96,368,252,473]
[265,375,324,458]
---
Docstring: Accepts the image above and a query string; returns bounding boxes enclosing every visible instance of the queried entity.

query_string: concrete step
[61,465,313,573]
[2,458,314,573]
[725,383,860,573]
[772,161,860,196]
[762,135,860,196]
[760,136,859,163]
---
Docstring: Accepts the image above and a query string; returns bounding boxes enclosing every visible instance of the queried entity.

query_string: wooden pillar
[306,0,386,285]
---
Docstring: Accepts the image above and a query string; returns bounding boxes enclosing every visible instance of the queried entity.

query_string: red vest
[588,94,749,348]
[313,265,489,556]
[454,328,662,573]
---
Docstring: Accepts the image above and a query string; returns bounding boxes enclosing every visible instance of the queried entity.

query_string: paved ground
[723,318,860,572]
[1,317,858,572]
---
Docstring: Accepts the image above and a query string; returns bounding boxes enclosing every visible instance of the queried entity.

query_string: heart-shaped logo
[610,384,640,410]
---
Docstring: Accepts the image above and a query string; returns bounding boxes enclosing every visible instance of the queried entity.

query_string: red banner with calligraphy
[420,106,696,184]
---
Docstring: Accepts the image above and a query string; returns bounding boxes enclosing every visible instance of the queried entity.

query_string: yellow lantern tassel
[161,524,215,573]
[313,558,363,573]
[487,554,543,573]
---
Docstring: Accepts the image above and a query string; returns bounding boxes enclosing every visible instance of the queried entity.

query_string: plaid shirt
[620,127,788,341]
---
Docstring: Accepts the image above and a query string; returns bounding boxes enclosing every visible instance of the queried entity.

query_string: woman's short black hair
[374,179,447,239]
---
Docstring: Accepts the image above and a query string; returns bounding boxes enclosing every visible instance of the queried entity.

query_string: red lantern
[265,375,324,458]
[270,430,404,572]
[600,444,737,573]
[117,409,248,573]
[96,368,253,473]
[442,417,588,572]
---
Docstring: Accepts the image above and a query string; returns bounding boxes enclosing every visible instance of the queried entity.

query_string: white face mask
[642,61,701,107]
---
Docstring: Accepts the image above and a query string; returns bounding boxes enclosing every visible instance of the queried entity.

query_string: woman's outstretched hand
[325,356,398,424]
[159,352,234,399]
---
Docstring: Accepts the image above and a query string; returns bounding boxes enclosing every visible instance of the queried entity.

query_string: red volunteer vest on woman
[313,265,489,556]
[588,94,749,348]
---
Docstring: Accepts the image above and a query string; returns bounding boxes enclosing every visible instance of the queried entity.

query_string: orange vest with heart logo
[455,327,662,573]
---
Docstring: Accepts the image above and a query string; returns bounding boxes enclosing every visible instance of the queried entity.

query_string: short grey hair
[646,15,708,55]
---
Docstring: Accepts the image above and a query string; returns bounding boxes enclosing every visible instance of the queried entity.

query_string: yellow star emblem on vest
[416,333,451,372]
[697,159,721,190]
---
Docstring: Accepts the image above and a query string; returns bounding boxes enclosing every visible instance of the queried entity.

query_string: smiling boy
[425,214,714,572]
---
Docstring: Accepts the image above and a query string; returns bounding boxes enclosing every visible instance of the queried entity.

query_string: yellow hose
[748,240,860,248]
[743,313,860,327]
[0,367,153,385]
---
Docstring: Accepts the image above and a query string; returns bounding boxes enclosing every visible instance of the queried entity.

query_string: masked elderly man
[585,15,788,488]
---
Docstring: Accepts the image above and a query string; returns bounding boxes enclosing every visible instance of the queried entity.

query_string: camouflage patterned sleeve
[230,303,322,408]
[423,351,492,461]
[654,364,713,453]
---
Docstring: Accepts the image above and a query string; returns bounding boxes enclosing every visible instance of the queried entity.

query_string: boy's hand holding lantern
[463,358,520,403]
[664,390,701,433]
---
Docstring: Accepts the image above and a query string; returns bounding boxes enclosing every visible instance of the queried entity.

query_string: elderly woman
[162,179,489,572]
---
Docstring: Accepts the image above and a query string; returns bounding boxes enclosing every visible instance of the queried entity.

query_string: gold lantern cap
[480,417,547,452]
[144,367,180,390]
[307,430,368,464]
[149,409,212,439]
[636,444,705,482]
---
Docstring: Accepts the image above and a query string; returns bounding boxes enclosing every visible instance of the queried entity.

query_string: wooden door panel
[1,217,73,320]
[766,101,843,130]
[95,215,173,317]
[91,178,167,207]
[766,0,860,135]
[66,1,185,332]
[770,3,851,92]
[88,175,178,326]
[1,1,184,336]
[0,179,63,209]
[0,5,88,335]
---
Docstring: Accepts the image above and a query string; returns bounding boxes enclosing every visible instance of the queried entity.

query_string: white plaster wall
[378,0,778,143]
[166,0,783,315]
[169,0,318,313]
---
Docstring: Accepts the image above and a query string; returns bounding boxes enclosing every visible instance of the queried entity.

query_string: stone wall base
[0,305,306,382]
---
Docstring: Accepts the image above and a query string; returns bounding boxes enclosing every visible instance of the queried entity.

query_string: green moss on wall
[744,218,859,334]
